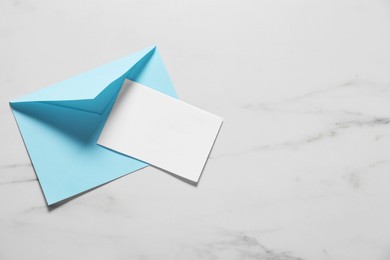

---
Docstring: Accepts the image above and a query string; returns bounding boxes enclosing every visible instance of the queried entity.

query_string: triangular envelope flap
[41,75,126,114]
[11,46,156,104]
[9,46,174,146]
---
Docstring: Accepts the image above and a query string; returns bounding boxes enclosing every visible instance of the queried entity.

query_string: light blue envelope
[10,46,178,205]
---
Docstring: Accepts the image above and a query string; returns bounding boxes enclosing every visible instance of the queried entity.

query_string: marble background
[1,0,390,259]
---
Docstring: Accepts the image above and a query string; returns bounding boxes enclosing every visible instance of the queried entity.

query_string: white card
[98,79,223,182]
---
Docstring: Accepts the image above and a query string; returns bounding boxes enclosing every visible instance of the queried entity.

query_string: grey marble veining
[2,0,390,259]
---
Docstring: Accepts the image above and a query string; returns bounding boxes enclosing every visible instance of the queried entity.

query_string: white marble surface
[1,0,390,259]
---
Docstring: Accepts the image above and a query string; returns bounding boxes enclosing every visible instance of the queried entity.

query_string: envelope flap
[11,46,156,103]
[40,75,126,114]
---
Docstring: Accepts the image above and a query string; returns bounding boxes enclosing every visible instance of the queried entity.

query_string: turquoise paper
[10,46,177,205]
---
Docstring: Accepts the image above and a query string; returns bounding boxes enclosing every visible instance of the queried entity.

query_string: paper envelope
[10,46,178,205]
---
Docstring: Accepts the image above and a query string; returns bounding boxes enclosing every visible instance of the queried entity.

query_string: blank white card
[98,79,223,182]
